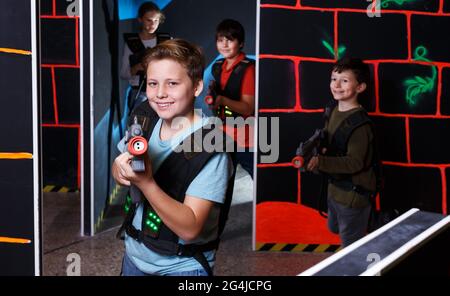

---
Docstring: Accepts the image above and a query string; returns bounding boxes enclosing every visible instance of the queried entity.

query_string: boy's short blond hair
[143,38,205,85]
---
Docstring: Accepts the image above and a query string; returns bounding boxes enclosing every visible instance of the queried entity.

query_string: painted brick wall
[40,0,80,189]
[256,0,450,246]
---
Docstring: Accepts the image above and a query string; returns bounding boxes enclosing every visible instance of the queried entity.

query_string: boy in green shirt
[307,58,376,247]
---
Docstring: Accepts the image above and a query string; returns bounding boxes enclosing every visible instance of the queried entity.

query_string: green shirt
[318,106,376,208]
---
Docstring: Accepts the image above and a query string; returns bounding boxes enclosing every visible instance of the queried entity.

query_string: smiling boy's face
[216,36,241,60]
[330,70,366,103]
[146,59,203,122]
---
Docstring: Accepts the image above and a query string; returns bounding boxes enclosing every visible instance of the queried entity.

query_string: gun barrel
[128,136,148,156]
[292,129,323,170]
[291,156,305,169]
[205,95,214,105]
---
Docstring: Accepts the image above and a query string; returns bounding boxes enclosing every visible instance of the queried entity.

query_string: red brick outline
[41,1,80,187]
[258,0,449,214]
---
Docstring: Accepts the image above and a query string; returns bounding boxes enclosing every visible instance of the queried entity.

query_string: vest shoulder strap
[156,32,172,44]
[323,100,337,126]
[331,109,372,154]
[124,33,146,54]
[128,101,159,140]
[156,124,220,199]
[211,58,255,83]
[238,57,255,67]
[211,59,225,82]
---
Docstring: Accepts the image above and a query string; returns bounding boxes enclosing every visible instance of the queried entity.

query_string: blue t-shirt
[118,115,233,274]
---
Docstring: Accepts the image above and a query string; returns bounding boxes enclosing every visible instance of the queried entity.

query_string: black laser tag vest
[211,57,255,119]
[324,104,382,198]
[124,32,172,89]
[117,102,235,276]
[124,32,171,66]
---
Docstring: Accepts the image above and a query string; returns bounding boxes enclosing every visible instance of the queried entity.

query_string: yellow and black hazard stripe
[94,184,128,233]
[43,185,79,193]
[256,242,341,253]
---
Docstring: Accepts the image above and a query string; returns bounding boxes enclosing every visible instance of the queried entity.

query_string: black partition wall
[0,0,40,275]
[40,0,81,191]
[256,0,450,251]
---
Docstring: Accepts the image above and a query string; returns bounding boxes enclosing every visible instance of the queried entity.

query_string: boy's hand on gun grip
[212,95,223,109]
[291,129,324,171]
[205,81,221,108]
[306,156,319,172]
[113,152,154,187]
[112,152,133,186]
[129,152,154,189]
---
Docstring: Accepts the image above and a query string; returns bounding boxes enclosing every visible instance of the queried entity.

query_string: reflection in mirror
[90,0,257,275]
[93,0,256,231]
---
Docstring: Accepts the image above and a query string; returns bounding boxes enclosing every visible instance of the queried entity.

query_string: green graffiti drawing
[322,40,346,59]
[381,0,417,8]
[403,46,437,106]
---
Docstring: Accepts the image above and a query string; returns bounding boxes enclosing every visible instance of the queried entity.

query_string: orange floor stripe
[0,47,32,55]
[0,153,33,159]
[0,237,31,244]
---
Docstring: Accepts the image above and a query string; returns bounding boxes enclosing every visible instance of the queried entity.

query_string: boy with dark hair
[209,18,255,178]
[307,57,376,247]
[113,39,233,276]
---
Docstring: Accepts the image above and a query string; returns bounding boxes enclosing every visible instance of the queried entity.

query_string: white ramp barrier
[299,208,450,276]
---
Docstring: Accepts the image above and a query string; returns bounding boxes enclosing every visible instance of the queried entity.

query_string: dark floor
[42,166,331,276]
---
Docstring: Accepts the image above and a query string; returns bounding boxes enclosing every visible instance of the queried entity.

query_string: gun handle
[131,157,145,172]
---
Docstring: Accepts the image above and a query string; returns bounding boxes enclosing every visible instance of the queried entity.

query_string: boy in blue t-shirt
[112,39,233,276]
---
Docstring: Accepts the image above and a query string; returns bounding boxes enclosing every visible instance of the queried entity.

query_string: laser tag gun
[204,80,235,118]
[124,116,149,205]
[291,129,326,171]
[125,116,148,172]
[204,80,218,106]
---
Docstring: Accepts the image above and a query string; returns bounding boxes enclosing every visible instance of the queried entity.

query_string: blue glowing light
[118,0,171,20]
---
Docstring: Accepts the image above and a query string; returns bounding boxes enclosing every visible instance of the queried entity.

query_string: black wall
[0,0,39,275]
[40,0,80,189]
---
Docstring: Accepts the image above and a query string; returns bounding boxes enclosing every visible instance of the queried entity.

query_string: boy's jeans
[327,197,371,248]
[121,254,209,276]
